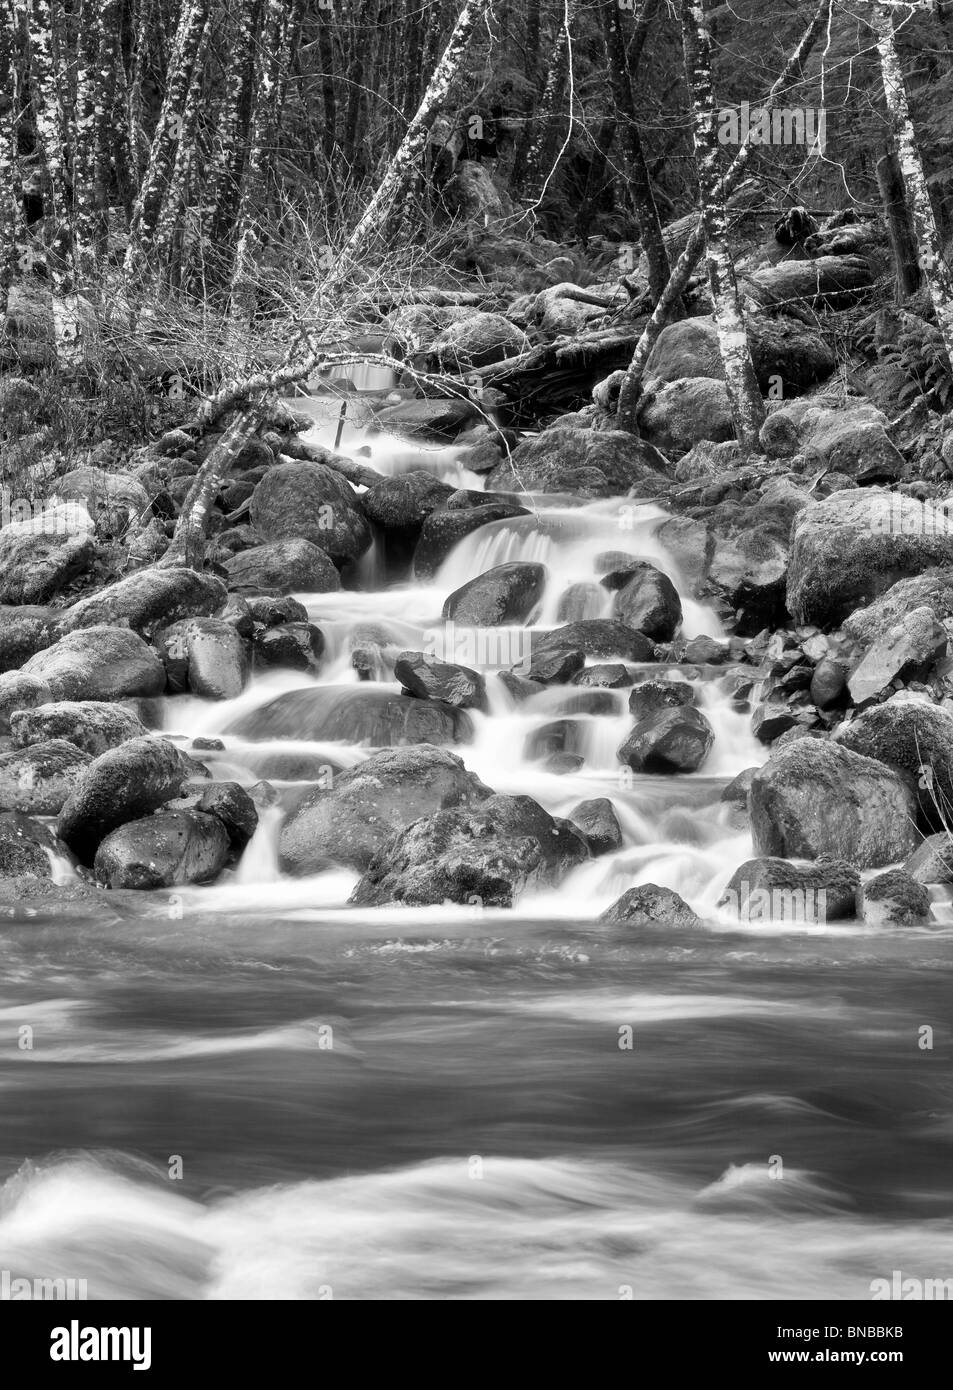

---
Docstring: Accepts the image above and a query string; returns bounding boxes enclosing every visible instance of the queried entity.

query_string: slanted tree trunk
[681,0,764,450]
[876,147,922,298]
[872,0,953,362]
[602,0,668,303]
[334,0,490,267]
[616,0,831,431]
[159,403,264,569]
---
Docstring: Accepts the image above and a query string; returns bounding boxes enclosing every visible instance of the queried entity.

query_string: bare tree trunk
[159,403,264,569]
[681,0,763,450]
[27,0,82,362]
[226,0,287,351]
[202,0,258,252]
[872,1,953,361]
[509,0,540,188]
[71,0,100,281]
[602,0,668,303]
[876,147,921,298]
[334,0,490,266]
[0,1,20,320]
[123,0,210,284]
[616,0,831,431]
[152,18,210,275]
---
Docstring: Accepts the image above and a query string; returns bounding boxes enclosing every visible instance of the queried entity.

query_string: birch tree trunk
[334,0,490,268]
[202,0,258,251]
[0,0,21,321]
[615,0,831,431]
[681,0,764,450]
[27,0,82,363]
[71,0,100,281]
[872,0,953,362]
[122,0,210,285]
[152,18,210,275]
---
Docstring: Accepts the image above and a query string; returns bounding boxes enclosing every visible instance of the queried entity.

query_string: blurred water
[2,421,951,1300]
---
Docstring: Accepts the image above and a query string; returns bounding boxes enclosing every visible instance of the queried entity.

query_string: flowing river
[1,400,952,1300]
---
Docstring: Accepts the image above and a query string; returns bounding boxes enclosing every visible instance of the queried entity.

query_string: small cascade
[157,415,773,922]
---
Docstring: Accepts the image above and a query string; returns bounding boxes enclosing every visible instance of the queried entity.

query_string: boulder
[846,607,946,704]
[609,561,682,641]
[429,312,525,371]
[569,798,622,856]
[443,562,546,626]
[193,781,259,849]
[810,657,847,709]
[645,313,834,395]
[787,490,953,626]
[10,700,148,756]
[372,396,478,441]
[57,735,200,864]
[361,471,454,535]
[0,530,96,605]
[834,697,953,827]
[535,620,654,661]
[156,618,249,700]
[50,466,152,531]
[842,570,953,649]
[22,626,166,701]
[627,680,694,721]
[904,833,953,885]
[0,672,52,734]
[749,738,919,867]
[253,623,325,673]
[225,685,474,746]
[617,705,714,774]
[486,427,670,497]
[224,539,341,595]
[574,663,632,689]
[349,792,587,907]
[249,461,371,565]
[524,647,586,684]
[598,884,700,927]
[394,651,488,711]
[761,400,902,483]
[57,567,227,635]
[94,809,231,889]
[719,856,859,922]
[0,607,57,673]
[857,869,932,925]
[637,378,735,457]
[279,744,492,874]
[0,739,91,815]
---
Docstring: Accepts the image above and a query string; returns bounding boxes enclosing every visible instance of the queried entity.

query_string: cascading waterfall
[153,413,768,927]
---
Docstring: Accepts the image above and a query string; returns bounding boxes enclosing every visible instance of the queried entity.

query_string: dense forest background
[2,0,953,446]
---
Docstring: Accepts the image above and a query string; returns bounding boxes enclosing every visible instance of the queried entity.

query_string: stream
[1,394,952,1301]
